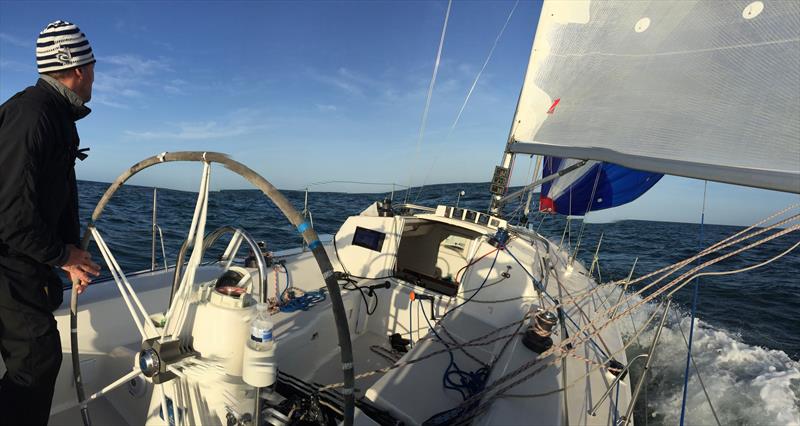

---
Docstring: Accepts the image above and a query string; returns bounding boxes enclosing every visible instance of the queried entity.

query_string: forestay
[509,0,800,193]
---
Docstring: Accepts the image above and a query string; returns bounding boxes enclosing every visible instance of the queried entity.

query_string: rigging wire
[406,0,452,204]
[317,208,799,425]
[552,210,800,315]
[674,306,722,426]
[504,246,609,358]
[414,0,520,202]
[680,180,707,426]
[571,163,603,263]
[446,224,800,423]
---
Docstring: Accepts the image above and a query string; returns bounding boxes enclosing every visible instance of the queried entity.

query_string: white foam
[606,288,800,425]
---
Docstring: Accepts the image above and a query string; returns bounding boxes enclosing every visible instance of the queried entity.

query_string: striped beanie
[36,20,95,74]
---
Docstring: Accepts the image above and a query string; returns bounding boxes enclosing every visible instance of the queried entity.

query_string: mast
[489,5,544,217]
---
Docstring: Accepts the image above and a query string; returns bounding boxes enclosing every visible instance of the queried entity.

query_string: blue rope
[421,308,488,401]
[612,377,621,425]
[283,265,290,295]
[680,181,707,425]
[279,288,326,312]
[418,249,499,403]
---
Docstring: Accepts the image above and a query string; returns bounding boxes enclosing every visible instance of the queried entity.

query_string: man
[0,20,102,425]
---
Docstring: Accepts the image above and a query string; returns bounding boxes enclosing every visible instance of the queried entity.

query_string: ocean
[76,179,799,425]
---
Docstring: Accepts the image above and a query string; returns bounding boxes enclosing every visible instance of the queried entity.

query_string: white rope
[406,0,452,202]
[667,238,800,298]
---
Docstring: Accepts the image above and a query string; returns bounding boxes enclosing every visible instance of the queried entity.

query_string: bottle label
[251,326,273,343]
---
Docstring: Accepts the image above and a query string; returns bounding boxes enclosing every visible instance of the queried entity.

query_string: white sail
[509,0,800,193]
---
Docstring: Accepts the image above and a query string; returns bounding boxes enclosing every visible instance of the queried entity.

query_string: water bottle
[248,303,273,351]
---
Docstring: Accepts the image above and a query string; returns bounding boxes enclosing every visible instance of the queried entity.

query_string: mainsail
[539,157,662,215]
[508,0,800,194]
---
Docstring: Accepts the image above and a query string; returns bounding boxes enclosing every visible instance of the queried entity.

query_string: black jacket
[0,79,86,312]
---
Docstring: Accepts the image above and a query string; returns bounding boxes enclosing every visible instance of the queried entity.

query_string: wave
[614,290,800,426]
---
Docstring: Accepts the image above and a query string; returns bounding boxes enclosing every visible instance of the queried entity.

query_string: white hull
[0,206,632,425]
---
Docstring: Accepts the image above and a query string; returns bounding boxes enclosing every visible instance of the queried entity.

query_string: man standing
[0,20,101,424]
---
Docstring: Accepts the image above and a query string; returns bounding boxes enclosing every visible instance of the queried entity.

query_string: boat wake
[617,292,800,426]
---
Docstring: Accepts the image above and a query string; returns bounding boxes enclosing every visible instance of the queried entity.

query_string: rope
[319,315,531,390]
[448,224,799,424]
[547,211,799,319]
[665,238,800,299]
[499,299,663,399]
[454,299,667,425]
[318,205,799,422]
[279,287,327,313]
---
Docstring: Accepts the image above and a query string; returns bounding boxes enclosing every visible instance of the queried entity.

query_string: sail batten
[511,0,800,194]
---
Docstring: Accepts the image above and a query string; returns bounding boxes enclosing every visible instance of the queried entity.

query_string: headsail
[539,157,662,215]
[509,1,800,193]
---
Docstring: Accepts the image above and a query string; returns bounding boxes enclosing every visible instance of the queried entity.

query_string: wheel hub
[138,337,196,384]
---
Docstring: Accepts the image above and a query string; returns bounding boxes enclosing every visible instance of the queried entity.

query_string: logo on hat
[56,46,72,65]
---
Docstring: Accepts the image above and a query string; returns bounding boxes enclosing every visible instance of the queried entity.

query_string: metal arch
[169,225,268,308]
[69,151,355,425]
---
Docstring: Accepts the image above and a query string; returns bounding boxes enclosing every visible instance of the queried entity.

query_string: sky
[1,1,797,227]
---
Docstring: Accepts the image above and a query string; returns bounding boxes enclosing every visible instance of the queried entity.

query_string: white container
[242,340,277,388]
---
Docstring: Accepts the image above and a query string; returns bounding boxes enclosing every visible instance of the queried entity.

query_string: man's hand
[61,244,101,295]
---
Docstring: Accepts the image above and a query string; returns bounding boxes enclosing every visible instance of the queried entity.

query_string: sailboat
[1,1,796,425]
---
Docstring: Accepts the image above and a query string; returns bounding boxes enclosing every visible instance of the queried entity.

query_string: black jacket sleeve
[0,101,68,266]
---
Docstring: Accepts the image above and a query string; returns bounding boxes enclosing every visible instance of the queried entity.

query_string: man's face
[76,62,94,102]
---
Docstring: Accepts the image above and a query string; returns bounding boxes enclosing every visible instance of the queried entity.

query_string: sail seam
[547,37,800,59]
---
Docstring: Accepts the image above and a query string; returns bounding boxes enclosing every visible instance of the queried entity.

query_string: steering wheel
[68,152,355,426]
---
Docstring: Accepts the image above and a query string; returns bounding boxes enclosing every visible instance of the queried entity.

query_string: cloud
[124,108,272,140]
[307,67,380,97]
[315,103,338,112]
[104,54,173,74]
[0,59,33,73]
[162,78,188,95]
[91,94,129,109]
[93,54,176,107]
[0,33,29,48]
[114,20,149,35]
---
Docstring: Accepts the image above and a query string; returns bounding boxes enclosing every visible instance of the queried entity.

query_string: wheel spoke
[168,366,189,426]
[81,369,141,405]
[220,229,244,270]
[162,162,212,341]
[91,227,149,339]
[158,384,170,426]
[91,227,164,339]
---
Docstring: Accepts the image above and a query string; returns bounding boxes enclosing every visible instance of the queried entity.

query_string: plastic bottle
[248,303,274,351]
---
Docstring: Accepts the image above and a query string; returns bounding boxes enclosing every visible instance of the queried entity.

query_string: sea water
[76,180,800,425]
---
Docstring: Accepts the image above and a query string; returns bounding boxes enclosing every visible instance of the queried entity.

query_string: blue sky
[1,1,796,226]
